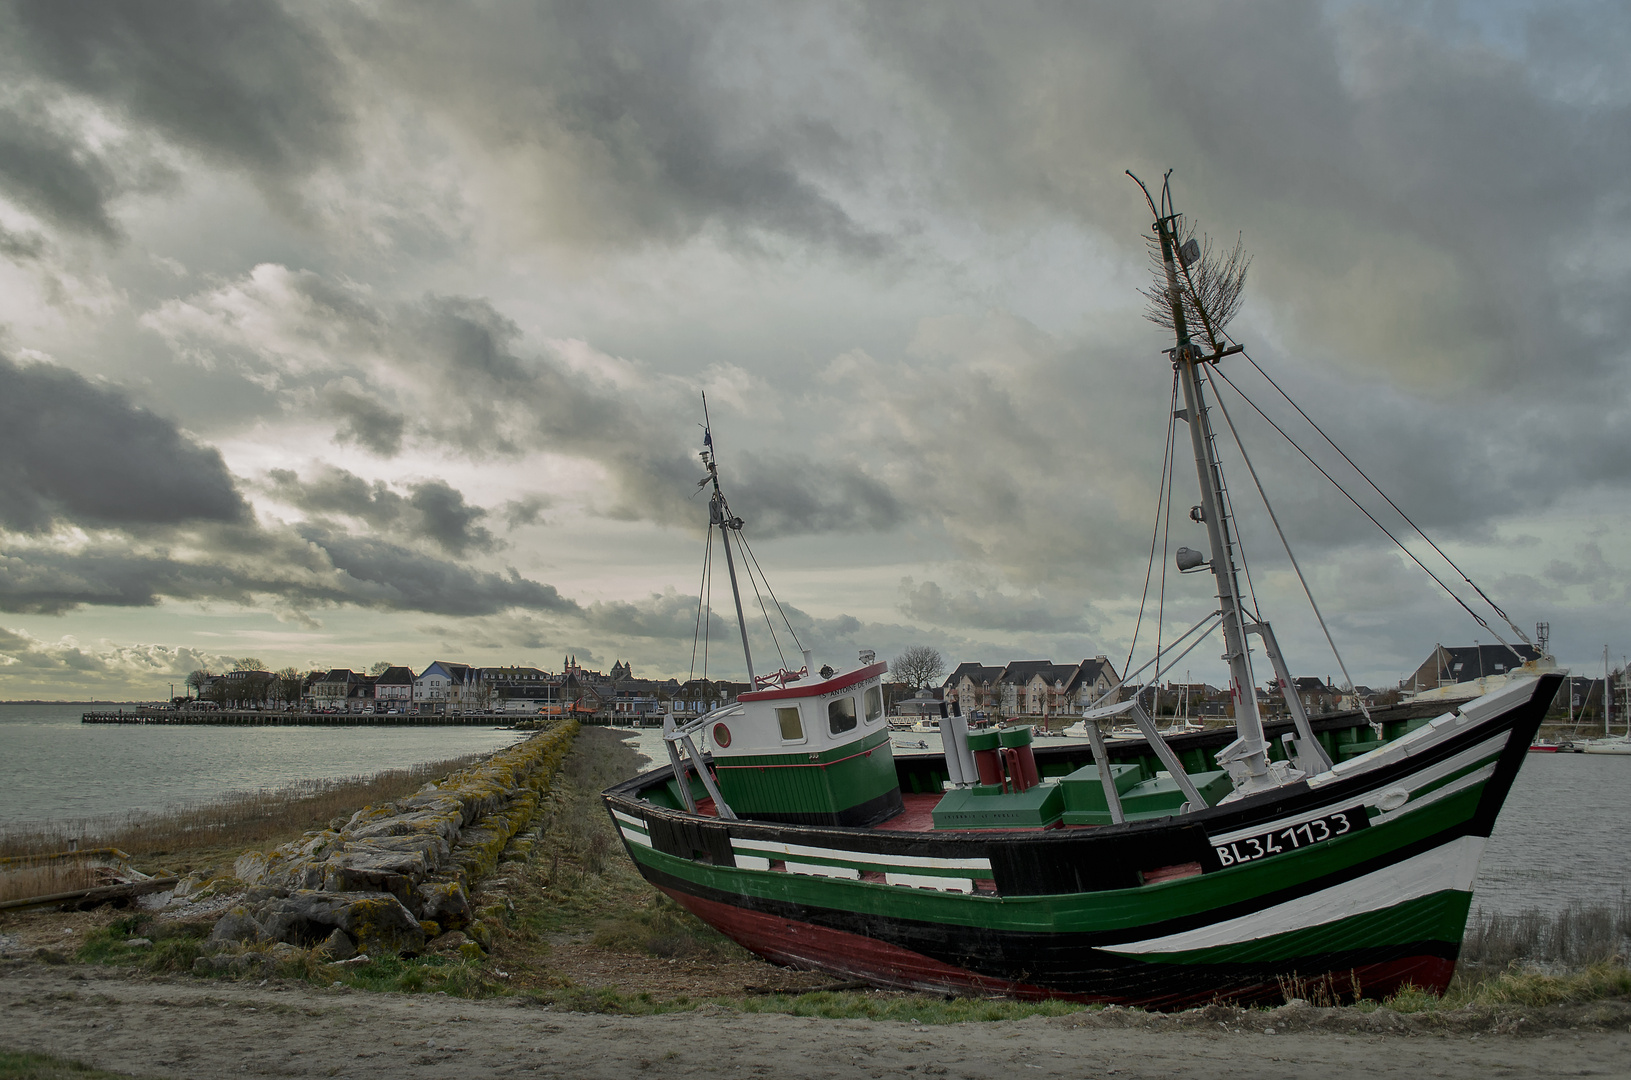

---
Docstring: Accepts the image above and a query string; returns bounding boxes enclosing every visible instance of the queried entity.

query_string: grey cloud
[294,529,566,617]
[2,0,351,182]
[265,466,497,556]
[898,577,1096,635]
[501,495,552,529]
[0,353,249,534]
[407,481,496,557]
[0,104,122,240]
[327,387,406,457]
[347,0,884,255]
[0,523,570,618]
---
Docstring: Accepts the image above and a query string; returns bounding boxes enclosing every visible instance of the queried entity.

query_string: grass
[0,754,490,873]
[0,1050,165,1080]
[1460,898,1631,971]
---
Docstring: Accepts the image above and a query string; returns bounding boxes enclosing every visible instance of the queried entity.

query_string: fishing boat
[602,176,1560,1007]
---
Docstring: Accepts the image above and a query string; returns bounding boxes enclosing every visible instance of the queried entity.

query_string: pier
[82,709,512,727]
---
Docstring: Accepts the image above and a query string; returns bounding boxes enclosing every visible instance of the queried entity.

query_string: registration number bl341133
[1212,808,1369,867]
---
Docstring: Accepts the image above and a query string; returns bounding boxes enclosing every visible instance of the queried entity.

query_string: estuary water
[0,702,526,829]
[623,728,1630,917]
[3,708,1622,919]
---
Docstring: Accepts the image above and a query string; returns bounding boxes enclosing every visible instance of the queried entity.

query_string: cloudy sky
[0,0,1627,700]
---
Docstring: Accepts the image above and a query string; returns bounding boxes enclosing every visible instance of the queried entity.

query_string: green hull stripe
[1131,890,1473,965]
[627,782,1489,934]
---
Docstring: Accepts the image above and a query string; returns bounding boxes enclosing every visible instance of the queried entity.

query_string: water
[7,708,1622,917]
[0,702,528,829]
[614,727,1631,916]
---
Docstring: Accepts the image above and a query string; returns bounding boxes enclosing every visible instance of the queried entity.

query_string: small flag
[703,429,713,448]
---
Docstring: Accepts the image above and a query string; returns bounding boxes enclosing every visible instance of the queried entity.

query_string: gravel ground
[4,962,1629,1080]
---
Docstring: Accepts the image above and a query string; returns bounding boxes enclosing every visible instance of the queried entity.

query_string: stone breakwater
[197,720,576,972]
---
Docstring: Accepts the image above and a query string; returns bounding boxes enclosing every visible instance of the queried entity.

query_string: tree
[185,669,210,699]
[369,661,392,676]
[275,667,303,706]
[234,657,265,672]
[891,646,945,693]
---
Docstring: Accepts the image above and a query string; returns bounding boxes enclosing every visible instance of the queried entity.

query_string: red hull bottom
[663,887,1456,1008]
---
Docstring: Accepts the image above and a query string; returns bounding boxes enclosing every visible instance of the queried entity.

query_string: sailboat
[1582,650,1631,755]
[601,176,1560,1007]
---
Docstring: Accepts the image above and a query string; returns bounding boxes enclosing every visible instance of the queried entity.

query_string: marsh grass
[0,864,103,904]
[0,754,489,867]
[1460,899,1631,971]
[0,1048,168,1080]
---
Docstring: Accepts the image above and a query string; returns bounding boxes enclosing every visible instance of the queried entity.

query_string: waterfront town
[176,640,1622,728]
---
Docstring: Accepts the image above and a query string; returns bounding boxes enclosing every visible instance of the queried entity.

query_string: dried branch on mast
[1139,219,1250,354]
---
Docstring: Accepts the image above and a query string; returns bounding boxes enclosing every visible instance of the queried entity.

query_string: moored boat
[602,176,1560,1007]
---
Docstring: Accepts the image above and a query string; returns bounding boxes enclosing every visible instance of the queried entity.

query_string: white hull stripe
[613,809,648,830]
[1209,731,1506,847]
[732,837,991,873]
[619,826,653,847]
[1370,763,1495,826]
[1103,835,1486,955]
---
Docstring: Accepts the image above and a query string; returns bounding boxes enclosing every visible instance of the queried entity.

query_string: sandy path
[3,962,1627,1080]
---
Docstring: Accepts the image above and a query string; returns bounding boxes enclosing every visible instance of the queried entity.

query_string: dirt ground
[3,961,1629,1080]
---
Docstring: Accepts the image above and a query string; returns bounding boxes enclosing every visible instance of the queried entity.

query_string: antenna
[1536,622,1550,656]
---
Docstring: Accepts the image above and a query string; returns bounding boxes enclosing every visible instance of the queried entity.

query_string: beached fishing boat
[602,176,1560,1007]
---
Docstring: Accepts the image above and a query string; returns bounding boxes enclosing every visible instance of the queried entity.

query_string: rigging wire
[1124,373,1181,687]
[1228,339,1532,651]
[736,532,790,676]
[1208,361,1523,655]
[1205,366,1372,723]
[737,531,805,658]
[690,525,714,683]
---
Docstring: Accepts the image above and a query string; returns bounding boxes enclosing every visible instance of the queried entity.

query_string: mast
[1151,202,1274,790]
[699,399,756,685]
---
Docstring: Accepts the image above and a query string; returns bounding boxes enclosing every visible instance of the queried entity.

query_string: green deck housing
[932,781,1065,830]
[712,728,899,824]
[1058,763,1233,825]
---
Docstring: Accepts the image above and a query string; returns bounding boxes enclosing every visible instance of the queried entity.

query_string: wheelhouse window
[828,696,857,734]
[864,686,883,724]
[776,706,804,742]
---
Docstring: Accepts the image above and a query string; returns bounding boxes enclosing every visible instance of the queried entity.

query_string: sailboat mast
[698,397,756,686]
[1153,210,1272,784]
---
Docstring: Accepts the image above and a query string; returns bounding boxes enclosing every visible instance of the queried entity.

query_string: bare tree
[185,669,210,699]
[891,646,945,693]
[1139,216,1250,355]
[369,661,392,675]
[233,657,265,672]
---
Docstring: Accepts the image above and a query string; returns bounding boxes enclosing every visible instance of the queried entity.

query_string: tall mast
[1151,203,1274,789]
[700,398,756,685]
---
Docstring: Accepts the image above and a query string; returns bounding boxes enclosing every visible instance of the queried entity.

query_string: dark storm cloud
[327,387,406,457]
[0,354,249,534]
[0,104,123,240]
[0,524,573,618]
[265,466,498,556]
[859,2,1631,389]
[897,577,1095,635]
[293,529,569,617]
[1,0,351,180]
[348,0,884,254]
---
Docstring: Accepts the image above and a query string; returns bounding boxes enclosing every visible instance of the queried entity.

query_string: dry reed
[0,862,105,904]
[1461,898,1631,969]
[0,754,488,861]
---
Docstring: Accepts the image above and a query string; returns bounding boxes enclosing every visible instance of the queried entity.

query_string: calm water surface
[0,702,527,828]
[621,728,1630,917]
[5,709,1622,918]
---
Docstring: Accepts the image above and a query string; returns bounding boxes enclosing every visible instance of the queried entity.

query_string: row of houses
[194,657,747,718]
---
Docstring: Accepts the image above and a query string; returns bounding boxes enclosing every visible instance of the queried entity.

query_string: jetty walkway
[82,709,512,727]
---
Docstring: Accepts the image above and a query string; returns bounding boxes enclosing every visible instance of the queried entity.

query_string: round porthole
[712,722,732,748]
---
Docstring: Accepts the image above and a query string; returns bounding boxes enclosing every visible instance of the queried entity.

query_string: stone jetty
[196,719,576,972]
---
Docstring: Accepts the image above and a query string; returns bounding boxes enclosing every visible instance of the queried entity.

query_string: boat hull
[603,675,1555,1008]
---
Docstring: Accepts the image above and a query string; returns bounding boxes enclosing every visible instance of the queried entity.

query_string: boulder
[314,927,358,962]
